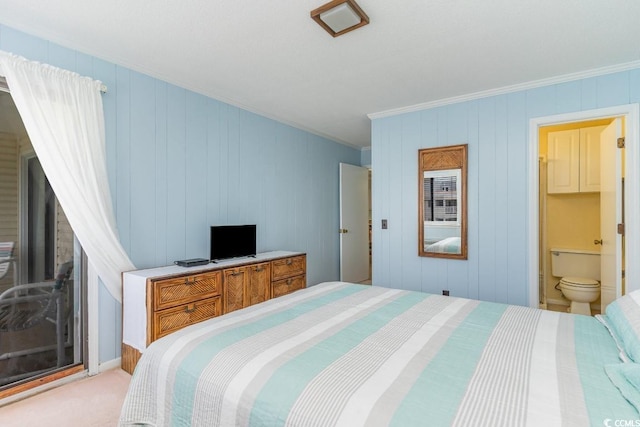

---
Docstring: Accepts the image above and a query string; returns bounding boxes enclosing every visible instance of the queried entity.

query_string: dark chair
[0,261,73,368]
[0,242,17,287]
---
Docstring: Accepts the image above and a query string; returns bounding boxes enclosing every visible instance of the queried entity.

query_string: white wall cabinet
[547,126,605,194]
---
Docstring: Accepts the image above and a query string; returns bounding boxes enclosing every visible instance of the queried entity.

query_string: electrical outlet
[381,219,388,229]
[442,290,450,296]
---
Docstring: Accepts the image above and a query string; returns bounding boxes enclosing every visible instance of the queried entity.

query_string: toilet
[550,248,600,316]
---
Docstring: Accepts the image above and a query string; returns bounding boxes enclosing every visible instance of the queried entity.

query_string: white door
[599,118,623,312]
[339,163,370,283]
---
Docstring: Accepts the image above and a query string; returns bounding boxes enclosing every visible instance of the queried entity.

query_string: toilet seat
[560,277,599,288]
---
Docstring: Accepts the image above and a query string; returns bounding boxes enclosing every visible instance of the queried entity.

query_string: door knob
[339,229,349,234]
[594,239,603,245]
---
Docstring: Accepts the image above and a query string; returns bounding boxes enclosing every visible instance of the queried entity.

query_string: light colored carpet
[0,368,131,426]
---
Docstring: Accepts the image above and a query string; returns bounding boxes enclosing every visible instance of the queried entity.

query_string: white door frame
[527,104,640,308]
[87,263,99,375]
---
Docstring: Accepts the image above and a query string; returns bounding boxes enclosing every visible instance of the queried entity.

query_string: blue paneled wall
[371,68,640,306]
[0,25,360,363]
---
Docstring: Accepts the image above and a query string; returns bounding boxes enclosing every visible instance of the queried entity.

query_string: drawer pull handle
[255,267,264,272]
[286,259,293,265]
[184,278,195,285]
[231,271,242,276]
[185,304,196,313]
[287,279,293,285]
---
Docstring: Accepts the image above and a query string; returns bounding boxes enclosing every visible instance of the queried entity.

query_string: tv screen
[210,225,256,261]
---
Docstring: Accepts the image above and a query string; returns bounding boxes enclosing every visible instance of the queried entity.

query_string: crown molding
[368,60,640,120]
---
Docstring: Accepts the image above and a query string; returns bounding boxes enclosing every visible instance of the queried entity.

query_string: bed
[119,281,640,426]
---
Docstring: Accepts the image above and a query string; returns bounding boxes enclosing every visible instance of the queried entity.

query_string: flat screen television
[210,224,256,261]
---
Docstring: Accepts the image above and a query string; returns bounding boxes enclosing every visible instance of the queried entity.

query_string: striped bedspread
[119,282,637,427]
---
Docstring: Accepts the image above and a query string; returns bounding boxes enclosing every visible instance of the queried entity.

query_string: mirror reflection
[418,145,467,259]
[423,169,461,254]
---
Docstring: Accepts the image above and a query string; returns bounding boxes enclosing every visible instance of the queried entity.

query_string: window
[423,169,461,225]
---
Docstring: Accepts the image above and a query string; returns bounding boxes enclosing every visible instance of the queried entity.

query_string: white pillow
[603,290,640,363]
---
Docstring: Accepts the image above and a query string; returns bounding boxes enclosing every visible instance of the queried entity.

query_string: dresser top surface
[123,251,305,280]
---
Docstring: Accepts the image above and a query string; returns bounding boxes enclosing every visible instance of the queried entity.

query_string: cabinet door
[153,271,221,311]
[272,275,306,298]
[223,267,247,314]
[153,296,221,341]
[272,255,306,281]
[247,262,271,306]
[579,126,604,193]
[547,129,580,194]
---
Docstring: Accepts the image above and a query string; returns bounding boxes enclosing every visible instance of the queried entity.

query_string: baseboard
[96,357,122,375]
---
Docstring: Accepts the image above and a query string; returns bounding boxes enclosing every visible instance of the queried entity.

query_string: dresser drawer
[153,271,222,311]
[272,275,306,298]
[271,255,306,281]
[153,296,221,341]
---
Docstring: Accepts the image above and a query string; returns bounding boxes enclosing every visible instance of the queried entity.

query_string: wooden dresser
[121,251,306,374]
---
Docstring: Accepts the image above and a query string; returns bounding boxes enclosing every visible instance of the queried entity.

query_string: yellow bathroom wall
[540,119,611,304]
[545,194,601,301]
[547,193,601,249]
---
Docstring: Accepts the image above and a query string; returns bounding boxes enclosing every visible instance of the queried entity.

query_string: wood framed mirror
[418,144,468,259]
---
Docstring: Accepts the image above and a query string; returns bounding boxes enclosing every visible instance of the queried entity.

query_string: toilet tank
[550,248,600,280]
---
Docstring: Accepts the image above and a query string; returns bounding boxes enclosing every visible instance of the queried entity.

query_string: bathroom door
[599,118,623,312]
[339,163,370,283]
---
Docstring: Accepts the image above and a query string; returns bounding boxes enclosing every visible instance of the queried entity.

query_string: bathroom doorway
[528,104,640,314]
[538,118,617,314]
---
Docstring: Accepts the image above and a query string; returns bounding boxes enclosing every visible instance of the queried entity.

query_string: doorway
[538,118,616,314]
[0,89,86,396]
[528,104,640,311]
[339,163,372,284]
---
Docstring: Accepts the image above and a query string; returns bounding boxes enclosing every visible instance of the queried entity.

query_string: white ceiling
[0,0,639,148]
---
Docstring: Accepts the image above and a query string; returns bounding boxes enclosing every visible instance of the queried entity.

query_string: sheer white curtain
[0,51,135,302]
